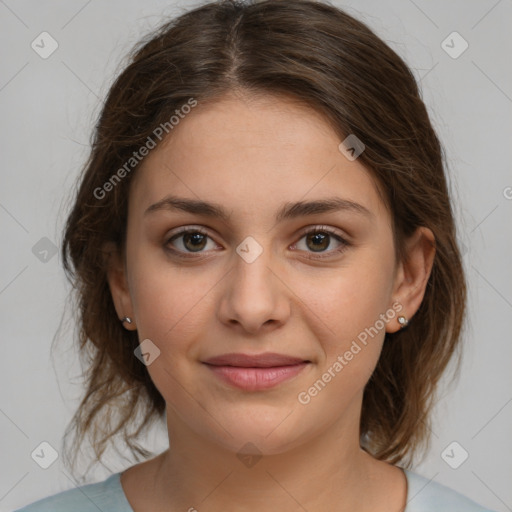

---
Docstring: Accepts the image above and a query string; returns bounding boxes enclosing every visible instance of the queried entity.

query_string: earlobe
[387,227,436,333]
[120,316,135,330]
[103,242,137,330]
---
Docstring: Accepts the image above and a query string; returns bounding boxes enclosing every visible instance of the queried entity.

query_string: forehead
[129,93,389,225]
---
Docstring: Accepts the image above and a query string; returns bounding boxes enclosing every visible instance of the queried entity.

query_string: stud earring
[121,317,132,326]
[397,315,409,329]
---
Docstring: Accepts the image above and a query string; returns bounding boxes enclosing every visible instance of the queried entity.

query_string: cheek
[126,239,200,339]
[292,250,395,382]
[292,284,389,417]
[127,255,212,400]
[131,267,206,342]
[300,258,393,338]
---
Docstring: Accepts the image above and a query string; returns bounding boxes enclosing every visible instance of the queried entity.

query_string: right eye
[164,227,221,258]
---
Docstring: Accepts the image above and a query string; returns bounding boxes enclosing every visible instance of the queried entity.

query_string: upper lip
[203,352,309,368]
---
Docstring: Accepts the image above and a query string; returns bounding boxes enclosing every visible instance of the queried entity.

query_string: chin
[204,413,316,458]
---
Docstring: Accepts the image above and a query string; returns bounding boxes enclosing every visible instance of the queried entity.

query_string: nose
[217,246,291,335]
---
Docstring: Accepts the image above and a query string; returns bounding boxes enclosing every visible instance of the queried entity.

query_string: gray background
[1,0,511,510]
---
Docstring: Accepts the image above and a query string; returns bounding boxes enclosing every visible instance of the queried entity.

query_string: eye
[164,225,350,260]
[164,227,219,257]
[291,226,350,259]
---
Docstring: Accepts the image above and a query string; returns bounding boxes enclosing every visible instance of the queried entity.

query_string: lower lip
[204,363,309,391]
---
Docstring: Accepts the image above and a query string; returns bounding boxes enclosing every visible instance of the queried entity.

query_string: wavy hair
[61,0,466,474]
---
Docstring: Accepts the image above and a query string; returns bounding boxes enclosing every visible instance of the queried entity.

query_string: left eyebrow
[275,197,374,222]
[144,195,374,221]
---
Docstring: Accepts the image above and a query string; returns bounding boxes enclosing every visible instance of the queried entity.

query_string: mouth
[202,352,311,391]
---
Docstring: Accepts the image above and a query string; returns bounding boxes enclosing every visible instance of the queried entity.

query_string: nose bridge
[235,244,273,296]
[218,237,289,333]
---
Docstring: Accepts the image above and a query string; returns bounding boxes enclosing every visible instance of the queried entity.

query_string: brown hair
[61,0,466,474]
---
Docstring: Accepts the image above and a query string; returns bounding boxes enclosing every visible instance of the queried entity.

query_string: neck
[147,399,403,511]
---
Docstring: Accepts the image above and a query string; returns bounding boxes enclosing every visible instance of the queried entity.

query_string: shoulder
[13,472,132,512]
[404,470,496,512]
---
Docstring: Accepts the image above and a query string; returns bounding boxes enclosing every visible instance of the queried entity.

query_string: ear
[386,226,436,333]
[103,241,137,331]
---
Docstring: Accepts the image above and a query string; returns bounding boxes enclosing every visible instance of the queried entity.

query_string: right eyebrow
[144,195,232,222]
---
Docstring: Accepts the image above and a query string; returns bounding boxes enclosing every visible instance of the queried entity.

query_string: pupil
[185,232,206,251]
[308,232,328,252]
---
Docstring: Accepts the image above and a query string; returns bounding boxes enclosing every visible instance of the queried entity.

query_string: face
[108,92,417,456]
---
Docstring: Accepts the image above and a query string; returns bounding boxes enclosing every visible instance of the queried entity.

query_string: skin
[106,91,436,512]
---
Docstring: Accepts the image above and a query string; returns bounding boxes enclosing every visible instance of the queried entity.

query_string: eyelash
[164,225,350,260]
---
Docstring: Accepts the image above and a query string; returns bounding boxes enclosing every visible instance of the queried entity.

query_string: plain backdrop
[1,0,511,511]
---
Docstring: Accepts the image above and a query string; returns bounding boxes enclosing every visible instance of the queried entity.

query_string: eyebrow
[144,194,373,222]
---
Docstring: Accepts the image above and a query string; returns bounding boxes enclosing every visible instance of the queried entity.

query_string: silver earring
[121,317,132,325]
[397,315,409,329]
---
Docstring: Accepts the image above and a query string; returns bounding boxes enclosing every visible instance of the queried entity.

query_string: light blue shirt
[14,469,496,511]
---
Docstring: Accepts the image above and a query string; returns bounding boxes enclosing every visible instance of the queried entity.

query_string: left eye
[292,227,349,258]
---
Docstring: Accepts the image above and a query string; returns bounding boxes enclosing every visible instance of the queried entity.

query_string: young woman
[15,0,497,510]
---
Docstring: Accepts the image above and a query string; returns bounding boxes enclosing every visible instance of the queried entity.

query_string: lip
[203,352,308,367]
[202,353,311,391]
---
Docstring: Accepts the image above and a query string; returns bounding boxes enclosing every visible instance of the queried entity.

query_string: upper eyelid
[166,224,349,248]
[296,224,347,237]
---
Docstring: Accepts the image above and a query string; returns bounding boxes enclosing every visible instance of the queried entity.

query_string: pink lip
[203,352,308,367]
[202,353,310,391]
